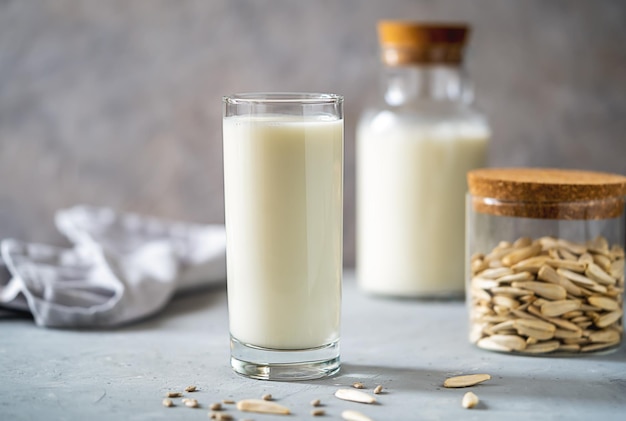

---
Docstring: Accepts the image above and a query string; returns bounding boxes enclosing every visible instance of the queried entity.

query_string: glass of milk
[223,93,343,380]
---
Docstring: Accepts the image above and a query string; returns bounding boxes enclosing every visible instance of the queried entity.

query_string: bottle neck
[382,64,472,107]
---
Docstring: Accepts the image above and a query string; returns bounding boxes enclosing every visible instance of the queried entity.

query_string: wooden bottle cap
[377,21,469,65]
[467,168,626,219]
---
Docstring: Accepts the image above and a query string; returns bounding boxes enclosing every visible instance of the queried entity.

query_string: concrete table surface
[1,271,625,420]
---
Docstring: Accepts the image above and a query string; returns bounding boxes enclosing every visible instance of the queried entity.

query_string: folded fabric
[0,205,226,328]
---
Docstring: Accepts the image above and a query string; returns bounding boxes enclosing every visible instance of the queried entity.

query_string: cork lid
[467,168,626,219]
[377,21,469,65]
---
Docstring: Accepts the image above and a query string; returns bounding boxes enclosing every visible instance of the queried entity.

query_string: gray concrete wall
[1,0,625,266]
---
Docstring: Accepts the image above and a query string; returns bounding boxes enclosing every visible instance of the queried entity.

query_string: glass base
[230,336,340,381]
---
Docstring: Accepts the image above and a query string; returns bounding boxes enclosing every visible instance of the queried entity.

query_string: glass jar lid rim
[468,168,626,202]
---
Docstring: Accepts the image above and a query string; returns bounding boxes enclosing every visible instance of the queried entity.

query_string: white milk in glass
[223,115,343,350]
[357,116,489,296]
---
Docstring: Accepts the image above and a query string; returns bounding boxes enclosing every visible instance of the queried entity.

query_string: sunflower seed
[589,329,620,343]
[166,392,182,398]
[596,309,623,328]
[236,399,290,415]
[342,410,374,421]
[540,300,581,317]
[486,334,526,351]
[374,385,383,394]
[585,263,616,285]
[538,265,583,296]
[487,320,516,333]
[558,343,581,352]
[545,316,582,332]
[477,337,511,352]
[588,296,619,311]
[334,389,376,404]
[581,341,620,352]
[443,374,491,388]
[514,318,556,340]
[491,286,533,296]
[558,269,609,294]
[512,255,550,273]
[554,329,583,339]
[479,267,514,279]
[162,398,174,407]
[502,244,543,266]
[520,340,560,354]
[593,254,612,271]
[496,272,535,283]
[546,259,587,273]
[462,391,480,409]
[511,281,567,300]
[492,295,520,309]
[211,414,234,421]
[472,277,501,290]
[562,310,583,319]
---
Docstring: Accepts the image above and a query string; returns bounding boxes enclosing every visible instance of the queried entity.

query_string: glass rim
[223,92,343,105]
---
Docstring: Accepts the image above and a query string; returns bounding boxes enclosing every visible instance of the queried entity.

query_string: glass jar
[357,21,490,297]
[467,168,626,355]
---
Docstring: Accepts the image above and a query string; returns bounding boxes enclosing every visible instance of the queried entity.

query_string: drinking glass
[223,93,343,380]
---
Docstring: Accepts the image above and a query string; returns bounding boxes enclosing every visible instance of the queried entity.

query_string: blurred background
[1,0,625,267]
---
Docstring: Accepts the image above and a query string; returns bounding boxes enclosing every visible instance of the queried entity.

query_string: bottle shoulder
[360,100,487,122]
[358,102,490,137]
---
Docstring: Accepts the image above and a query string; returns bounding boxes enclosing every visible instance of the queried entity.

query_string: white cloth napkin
[0,206,226,327]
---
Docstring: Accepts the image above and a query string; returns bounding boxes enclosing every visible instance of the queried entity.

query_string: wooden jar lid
[467,168,626,219]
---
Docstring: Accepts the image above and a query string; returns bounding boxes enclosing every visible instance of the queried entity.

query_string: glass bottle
[357,21,491,297]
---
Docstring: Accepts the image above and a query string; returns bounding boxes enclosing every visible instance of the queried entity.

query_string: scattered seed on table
[166,391,182,398]
[342,409,374,421]
[262,393,272,401]
[185,385,197,392]
[352,382,365,389]
[462,391,479,409]
[443,374,491,388]
[373,385,383,394]
[334,389,376,404]
[310,398,321,407]
[222,399,235,404]
[185,398,199,408]
[209,413,233,420]
[311,408,325,416]
[237,399,290,415]
[210,402,222,411]
[162,398,174,407]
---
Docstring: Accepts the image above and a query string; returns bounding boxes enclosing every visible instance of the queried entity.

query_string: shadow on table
[303,360,626,407]
[323,362,452,393]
